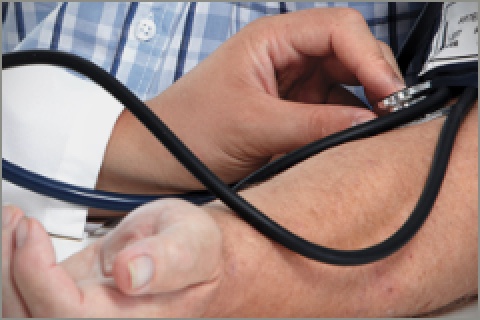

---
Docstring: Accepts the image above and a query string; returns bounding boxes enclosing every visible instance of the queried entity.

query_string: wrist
[200,202,270,317]
[95,101,205,195]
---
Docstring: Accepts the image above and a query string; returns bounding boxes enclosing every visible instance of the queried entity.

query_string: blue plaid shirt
[2,2,424,101]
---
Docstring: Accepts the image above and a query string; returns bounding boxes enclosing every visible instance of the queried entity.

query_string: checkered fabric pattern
[2,2,425,101]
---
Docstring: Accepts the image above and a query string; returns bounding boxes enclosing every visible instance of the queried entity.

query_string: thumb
[12,218,83,317]
[101,199,223,295]
[259,96,376,155]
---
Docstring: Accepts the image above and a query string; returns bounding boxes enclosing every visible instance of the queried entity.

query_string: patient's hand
[2,200,225,317]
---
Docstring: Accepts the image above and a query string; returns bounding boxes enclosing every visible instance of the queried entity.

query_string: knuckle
[163,238,192,268]
[337,7,366,25]
[244,15,275,33]
[254,15,273,25]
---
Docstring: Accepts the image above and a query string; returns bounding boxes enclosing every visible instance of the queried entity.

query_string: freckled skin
[202,103,478,317]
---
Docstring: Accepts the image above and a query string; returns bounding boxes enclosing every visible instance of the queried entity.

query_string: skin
[202,103,478,317]
[2,7,477,318]
[2,102,477,317]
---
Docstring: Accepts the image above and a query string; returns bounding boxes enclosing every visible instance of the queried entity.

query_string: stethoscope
[2,3,477,265]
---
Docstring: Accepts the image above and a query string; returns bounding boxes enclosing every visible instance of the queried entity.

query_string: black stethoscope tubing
[3,49,476,266]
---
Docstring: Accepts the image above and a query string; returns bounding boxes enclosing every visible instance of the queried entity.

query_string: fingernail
[352,113,375,127]
[2,205,14,227]
[128,255,154,290]
[391,73,406,91]
[16,218,29,249]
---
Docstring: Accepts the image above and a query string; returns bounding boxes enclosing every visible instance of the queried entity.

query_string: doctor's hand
[2,200,224,318]
[96,7,405,195]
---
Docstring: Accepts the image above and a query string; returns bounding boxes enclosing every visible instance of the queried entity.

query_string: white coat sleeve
[2,64,124,239]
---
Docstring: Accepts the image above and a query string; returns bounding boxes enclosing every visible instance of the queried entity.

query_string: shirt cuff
[2,64,124,238]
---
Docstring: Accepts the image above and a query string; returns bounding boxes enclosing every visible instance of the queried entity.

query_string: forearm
[95,100,197,195]
[204,102,478,317]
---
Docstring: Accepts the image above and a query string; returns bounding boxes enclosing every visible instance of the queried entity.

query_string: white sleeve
[2,64,124,239]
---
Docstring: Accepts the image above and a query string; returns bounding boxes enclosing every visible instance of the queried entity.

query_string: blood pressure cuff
[417,2,478,88]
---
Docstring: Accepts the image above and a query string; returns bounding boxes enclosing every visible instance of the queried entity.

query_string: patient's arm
[202,102,478,317]
[4,102,476,318]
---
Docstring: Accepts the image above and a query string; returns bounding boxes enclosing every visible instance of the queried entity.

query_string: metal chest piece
[378,81,432,112]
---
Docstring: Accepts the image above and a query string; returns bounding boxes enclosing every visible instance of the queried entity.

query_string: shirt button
[136,18,156,41]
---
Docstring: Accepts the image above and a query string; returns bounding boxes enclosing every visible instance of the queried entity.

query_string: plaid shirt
[2,2,424,101]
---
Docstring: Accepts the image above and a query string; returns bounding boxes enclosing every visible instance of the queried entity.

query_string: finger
[317,40,405,106]
[100,199,198,276]
[286,76,369,108]
[313,40,404,89]
[61,237,105,282]
[280,62,368,107]
[377,40,404,83]
[2,205,29,317]
[100,204,164,276]
[254,95,376,155]
[101,199,223,295]
[262,8,406,102]
[12,217,83,317]
[371,40,406,113]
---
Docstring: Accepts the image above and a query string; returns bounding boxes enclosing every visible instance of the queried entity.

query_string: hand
[96,7,405,195]
[2,200,224,317]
